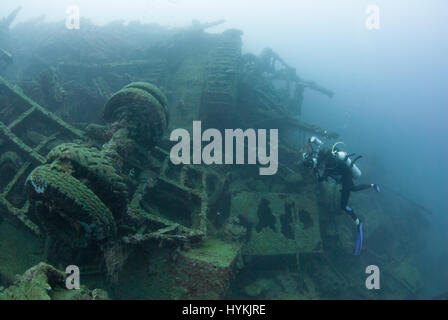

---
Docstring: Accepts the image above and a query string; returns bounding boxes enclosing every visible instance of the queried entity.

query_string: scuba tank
[332,142,362,179]
[334,151,362,179]
[309,136,323,149]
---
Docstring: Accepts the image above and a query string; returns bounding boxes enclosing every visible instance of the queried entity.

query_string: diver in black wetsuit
[316,147,380,226]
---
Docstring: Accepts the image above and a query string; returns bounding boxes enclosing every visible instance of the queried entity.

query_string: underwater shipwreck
[0,8,430,299]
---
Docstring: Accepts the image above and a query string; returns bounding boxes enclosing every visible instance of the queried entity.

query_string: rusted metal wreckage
[0,13,427,299]
[0,77,216,246]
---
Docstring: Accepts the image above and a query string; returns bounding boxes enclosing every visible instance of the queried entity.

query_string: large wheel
[26,164,116,243]
[47,142,128,218]
[104,86,168,148]
[124,82,168,115]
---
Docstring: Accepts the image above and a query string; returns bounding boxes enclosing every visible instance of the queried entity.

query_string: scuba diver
[300,136,324,178]
[300,138,380,255]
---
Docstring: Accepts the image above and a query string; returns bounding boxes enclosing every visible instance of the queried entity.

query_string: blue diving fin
[354,222,363,256]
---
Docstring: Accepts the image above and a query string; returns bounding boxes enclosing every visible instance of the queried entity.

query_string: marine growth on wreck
[0,7,429,300]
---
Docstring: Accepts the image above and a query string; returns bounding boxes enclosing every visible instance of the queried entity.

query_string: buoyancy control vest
[333,151,362,179]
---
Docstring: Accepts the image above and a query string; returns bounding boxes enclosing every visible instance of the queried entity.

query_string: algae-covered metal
[0,16,429,300]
